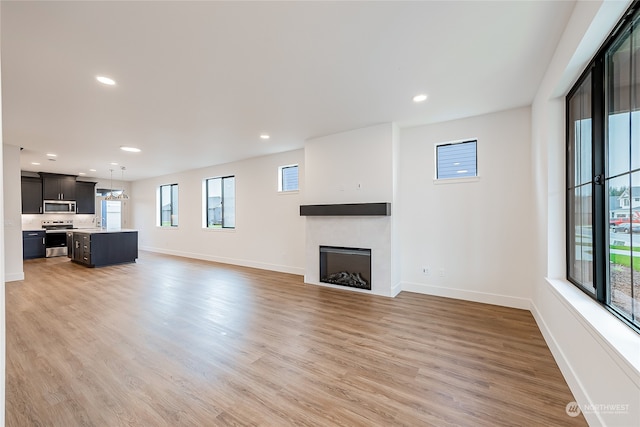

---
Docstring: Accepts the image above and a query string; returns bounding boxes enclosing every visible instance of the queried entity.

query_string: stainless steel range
[41,219,74,257]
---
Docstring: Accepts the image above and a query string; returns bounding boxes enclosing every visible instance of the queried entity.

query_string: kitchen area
[20,171,138,268]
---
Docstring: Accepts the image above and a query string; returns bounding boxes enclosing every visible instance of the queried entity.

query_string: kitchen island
[70,229,138,267]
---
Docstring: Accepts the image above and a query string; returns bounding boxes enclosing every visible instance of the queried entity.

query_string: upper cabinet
[21,176,43,214]
[76,181,97,214]
[41,173,76,201]
[21,173,97,214]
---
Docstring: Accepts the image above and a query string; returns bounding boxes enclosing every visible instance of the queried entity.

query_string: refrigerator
[101,200,122,230]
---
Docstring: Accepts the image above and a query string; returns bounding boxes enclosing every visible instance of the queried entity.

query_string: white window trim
[203,175,236,229]
[433,176,481,185]
[434,138,478,181]
[278,164,299,193]
[157,183,179,228]
[202,227,236,233]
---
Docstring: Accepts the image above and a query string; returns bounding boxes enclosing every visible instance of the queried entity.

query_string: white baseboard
[140,246,305,276]
[5,272,25,282]
[400,281,531,310]
[390,281,402,297]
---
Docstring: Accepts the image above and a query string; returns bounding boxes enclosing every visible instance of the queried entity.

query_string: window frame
[159,183,179,228]
[278,164,299,193]
[205,175,236,229]
[434,139,478,181]
[565,0,640,333]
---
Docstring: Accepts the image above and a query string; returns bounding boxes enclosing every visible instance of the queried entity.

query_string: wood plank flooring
[6,252,586,426]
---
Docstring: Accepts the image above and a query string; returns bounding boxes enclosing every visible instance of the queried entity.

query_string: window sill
[157,226,179,229]
[203,227,236,233]
[278,190,300,195]
[545,278,640,380]
[433,176,480,185]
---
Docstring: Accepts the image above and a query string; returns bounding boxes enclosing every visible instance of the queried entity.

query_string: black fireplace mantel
[299,202,391,216]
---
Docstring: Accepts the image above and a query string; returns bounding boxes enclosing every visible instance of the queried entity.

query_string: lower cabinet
[23,231,46,259]
[73,233,91,265]
[72,231,138,267]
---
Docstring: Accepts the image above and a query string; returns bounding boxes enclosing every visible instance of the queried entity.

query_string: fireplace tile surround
[303,204,399,297]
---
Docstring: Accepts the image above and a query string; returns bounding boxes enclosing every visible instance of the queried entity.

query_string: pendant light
[105,169,117,200]
[117,166,129,199]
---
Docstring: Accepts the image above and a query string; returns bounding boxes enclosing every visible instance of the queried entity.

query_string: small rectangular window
[206,176,235,229]
[159,184,178,227]
[279,164,299,192]
[436,140,477,179]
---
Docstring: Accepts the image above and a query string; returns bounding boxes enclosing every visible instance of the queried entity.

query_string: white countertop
[72,228,138,234]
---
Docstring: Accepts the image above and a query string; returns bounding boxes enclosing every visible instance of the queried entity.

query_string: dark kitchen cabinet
[72,231,138,267]
[76,181,96,214]
[21,176,43,214]
[66,231,74,258]
[23,230,46,259]
[41,173,76,201]
[73,233,90,264]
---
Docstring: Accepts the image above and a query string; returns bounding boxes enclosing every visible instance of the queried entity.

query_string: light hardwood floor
[6,252,586,426]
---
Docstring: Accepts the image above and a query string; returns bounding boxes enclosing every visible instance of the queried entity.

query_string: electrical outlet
[422,266,430,276]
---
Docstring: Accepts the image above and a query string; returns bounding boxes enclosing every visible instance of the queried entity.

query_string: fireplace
[319,246,372,290]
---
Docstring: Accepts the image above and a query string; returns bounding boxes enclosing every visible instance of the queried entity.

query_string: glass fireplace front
[319,246,371,290]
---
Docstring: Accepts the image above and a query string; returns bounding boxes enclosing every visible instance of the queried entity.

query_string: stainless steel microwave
[43,200,76,214]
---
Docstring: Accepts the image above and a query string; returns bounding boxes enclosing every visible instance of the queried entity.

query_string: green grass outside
[576,243,639,253]
[610,253,640,272]
[610,244,640,252]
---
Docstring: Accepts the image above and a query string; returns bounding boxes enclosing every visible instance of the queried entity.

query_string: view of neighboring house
[618,186,640,208]
[611,186,640,222]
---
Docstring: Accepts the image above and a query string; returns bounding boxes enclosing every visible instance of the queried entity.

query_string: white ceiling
[1,1,575,182]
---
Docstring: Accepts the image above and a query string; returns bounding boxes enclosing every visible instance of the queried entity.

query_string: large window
[206,176,235,228]
[160,184,178,227]
[567,2,640,332]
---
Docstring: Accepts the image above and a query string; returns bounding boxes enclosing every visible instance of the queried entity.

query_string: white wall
[399,107,533,309]
[304,123,393,204]
[132,149,305,275]
[0,6,7,421]
[4,144,23,282]
[391,123,401,290]
[531,1,640,426]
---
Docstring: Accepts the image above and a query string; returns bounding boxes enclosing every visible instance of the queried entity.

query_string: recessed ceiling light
[413,94,428,103]
[120,146,141,153]
[78,172,86,176]
[31,162,40,165]
[110,162,119,166]
[89,169,97,172]
[46,153,57,157]
[260,134,270,140]
[96,76,116,86]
